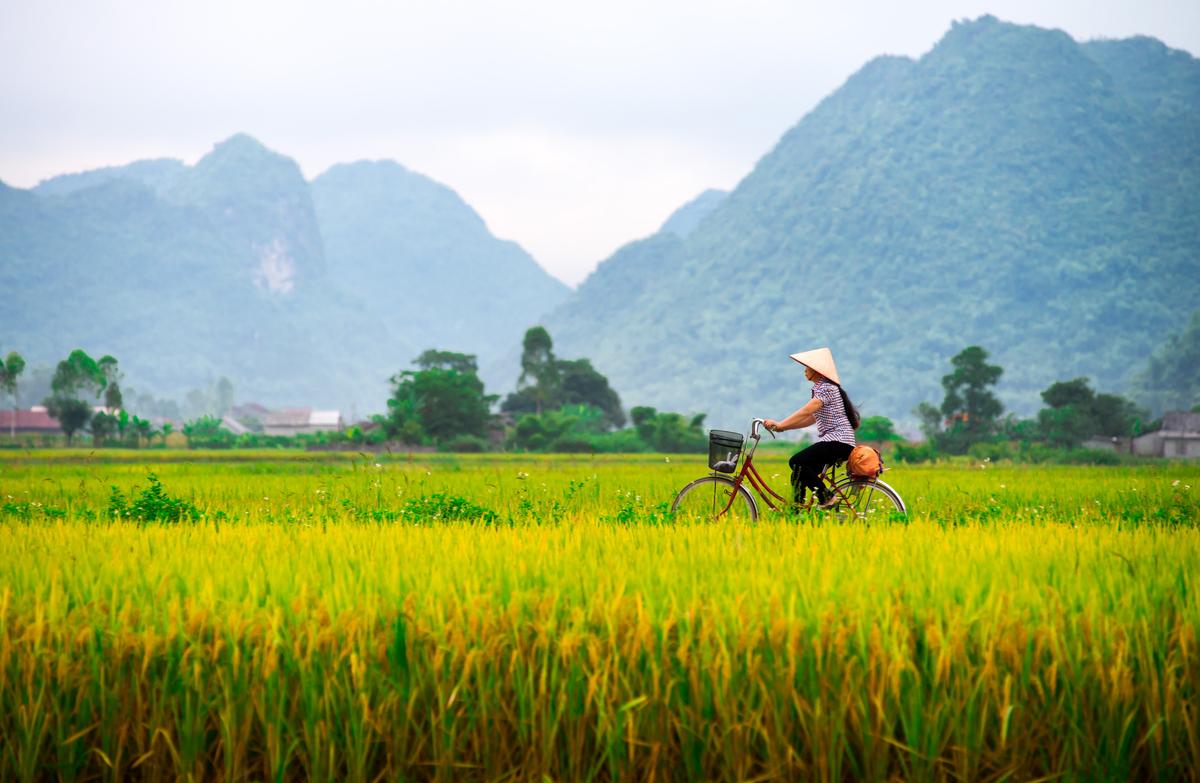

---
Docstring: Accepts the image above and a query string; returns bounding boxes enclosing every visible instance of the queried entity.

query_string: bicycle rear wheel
[830,477,906,521]
[671,476,758,522]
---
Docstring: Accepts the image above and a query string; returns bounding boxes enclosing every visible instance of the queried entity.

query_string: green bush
[548,436,594,453]
[894,441,938,463]
[107,474,200,523]
[182,416,235,449]
[1014,442,1125,465]
[587,429,651,453]
[439,435,489,453]
[400,493,497,524]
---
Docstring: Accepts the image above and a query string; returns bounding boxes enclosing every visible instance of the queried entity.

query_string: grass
[0,451,1198,781]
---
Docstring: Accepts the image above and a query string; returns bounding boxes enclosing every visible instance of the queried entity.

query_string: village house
[0,406,61,435]
[261,408,343,437]
[1132,411,1200,459]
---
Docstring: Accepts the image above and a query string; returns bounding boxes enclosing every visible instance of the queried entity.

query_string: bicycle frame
[719,419,858,515]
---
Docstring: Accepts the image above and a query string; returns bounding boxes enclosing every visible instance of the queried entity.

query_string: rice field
[1,450,1198,781]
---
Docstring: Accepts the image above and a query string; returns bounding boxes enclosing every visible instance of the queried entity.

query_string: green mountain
[543,17,1200,430]
[659,189,728,238]
[312,161,568,361]
[1,136,568,413]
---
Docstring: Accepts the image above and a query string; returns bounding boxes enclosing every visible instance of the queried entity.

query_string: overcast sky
[2,1,1197,286]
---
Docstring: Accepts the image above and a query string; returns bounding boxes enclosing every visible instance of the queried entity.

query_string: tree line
[4,314,1197,453]
[902,345,1164,463]
[1,349,170,446]
[373,327,707,453]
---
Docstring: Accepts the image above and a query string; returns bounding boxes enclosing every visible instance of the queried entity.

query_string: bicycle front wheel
[830,477,906,521]
[671,476,758,522]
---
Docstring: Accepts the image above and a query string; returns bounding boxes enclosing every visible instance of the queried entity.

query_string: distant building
[0,406,61,434]
[1132,412,1200,458]
[262,408,343,436]
[227,402,270,432]
[220,416,250,436]
[230,402,270,420]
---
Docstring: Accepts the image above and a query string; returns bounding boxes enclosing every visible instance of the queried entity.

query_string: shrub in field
[893,440,938,463]
[438,434,490,453]
[1015,442,1124,465]
[630,406,707,452]
[400,492,497,524]
[548,435,594,452]
[182,415,235,448]
[107,473,200,522]
[587,428,651,453]
[509,404,608,450]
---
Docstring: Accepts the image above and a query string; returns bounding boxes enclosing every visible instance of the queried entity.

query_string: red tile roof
[0,408,61,431]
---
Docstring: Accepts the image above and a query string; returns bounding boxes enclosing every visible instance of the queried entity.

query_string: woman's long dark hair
[838,386,861,430]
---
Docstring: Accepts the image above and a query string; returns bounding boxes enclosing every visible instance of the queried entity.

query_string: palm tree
[0,352,26,439]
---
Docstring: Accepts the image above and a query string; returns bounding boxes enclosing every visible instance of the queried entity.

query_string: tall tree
[415,350,479,376]
[385,351,497,443]
[914,401,942,443]
[98,355,123,411]
[44,349,110,445]
[0,352,26,439]
[1091,393,1143,438]
[939,346,1003,452]
[1037,378,1096,449]
[1037,377,1143,447]
[503,327,626,429]
[557,358,625,429]
[517,326,560,414]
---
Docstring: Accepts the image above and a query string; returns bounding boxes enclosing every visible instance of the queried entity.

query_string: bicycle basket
[708,430,744,474]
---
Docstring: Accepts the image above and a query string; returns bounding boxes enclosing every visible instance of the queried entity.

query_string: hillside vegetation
[0,136,567,412]
[545,17,1200,429]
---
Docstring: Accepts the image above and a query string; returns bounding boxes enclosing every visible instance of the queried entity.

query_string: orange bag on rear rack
[847,445,883,478]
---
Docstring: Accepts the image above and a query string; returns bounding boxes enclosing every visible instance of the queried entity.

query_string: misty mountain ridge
[312,160,566,358]
[2,134,568,413]
[544,16,1200,429]
[659,189,728,238]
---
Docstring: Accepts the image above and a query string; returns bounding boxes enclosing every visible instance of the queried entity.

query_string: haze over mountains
[0,136,567,411]
[545,16,1200,429]
[2,15,1196,428]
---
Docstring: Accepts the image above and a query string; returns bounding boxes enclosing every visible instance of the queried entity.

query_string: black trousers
[789,441,854,501]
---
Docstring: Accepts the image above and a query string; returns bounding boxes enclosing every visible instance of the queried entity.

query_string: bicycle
[670,418,907,522]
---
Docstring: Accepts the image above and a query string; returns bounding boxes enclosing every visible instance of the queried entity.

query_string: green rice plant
[107,473,200,523]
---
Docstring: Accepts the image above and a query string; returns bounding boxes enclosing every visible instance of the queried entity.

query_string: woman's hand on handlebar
[754,418,778,439]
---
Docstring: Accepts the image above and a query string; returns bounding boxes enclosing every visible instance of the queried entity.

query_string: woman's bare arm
[764,398,822,432]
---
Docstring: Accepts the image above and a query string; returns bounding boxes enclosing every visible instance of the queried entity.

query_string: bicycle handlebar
[750,418,776,440]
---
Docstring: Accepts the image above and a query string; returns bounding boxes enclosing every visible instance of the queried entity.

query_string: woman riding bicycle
[763,347,861,509]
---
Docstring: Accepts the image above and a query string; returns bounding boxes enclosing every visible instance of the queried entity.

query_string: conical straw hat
[789,347,841,386]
